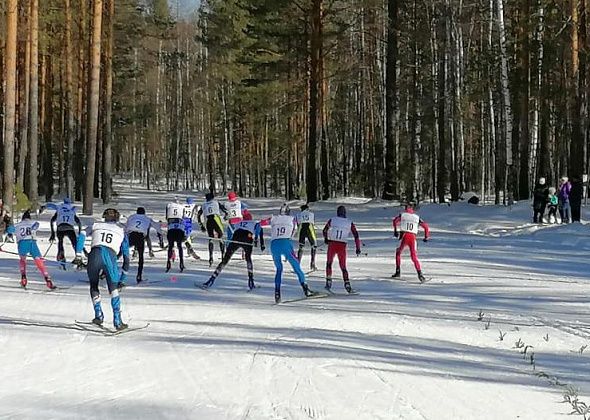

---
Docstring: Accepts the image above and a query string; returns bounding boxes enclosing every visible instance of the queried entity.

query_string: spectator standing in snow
[570,175,584,222]
[532,178,549,223]
[547,187,559,224]
[558,177,572,223]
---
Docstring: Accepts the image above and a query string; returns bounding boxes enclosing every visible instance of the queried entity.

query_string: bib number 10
[101,232,114,244]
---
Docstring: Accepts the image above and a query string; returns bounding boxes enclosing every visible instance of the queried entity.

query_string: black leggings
[210,230,253,282]
[129,231,146,278]
[206,216,225,259]
[167,228,185,265]
[57,227,77,260]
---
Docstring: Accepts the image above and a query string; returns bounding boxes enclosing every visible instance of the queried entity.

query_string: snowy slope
[1,184,589,419]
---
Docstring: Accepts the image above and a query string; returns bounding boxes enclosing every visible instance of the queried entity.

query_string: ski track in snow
[1,183,589,419]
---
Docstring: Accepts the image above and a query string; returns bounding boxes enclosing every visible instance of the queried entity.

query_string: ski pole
[43,242,54,258]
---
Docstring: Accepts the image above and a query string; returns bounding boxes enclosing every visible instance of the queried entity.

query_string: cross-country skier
[296,204,317,271]
[322,205,361,293]
[392,203,430,282]
[49,197,82,268]
[126,207,164,283]
[270,204,317,303]
[75,208,130,331]
[12,210,55,289]
[165,200,187,272]
[224,191,244,240]
[0,199,14,243]
[182,197,200,260]
[201,209,264,290]
[197,192,227,266]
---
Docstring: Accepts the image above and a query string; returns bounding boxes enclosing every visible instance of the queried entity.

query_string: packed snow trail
[1,184,589,419]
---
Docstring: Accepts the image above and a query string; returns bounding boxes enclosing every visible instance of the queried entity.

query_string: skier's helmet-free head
[137,207,146,215]
[205,192,214,202]
[279,203,291,216]
[103,208,120,222]
[228,191,238,202]
[186,197,195,205]
[548,187,556,195]
[22,210,32,221]
[300,204,309,211]
[336,205,347,218]
[63,197,72,205]
[561,176,569,184]
[242,209,253,221]
[539,177,546,185]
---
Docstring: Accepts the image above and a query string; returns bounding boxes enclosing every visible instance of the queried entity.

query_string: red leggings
[326,241,349,281]
[396,233,421,272]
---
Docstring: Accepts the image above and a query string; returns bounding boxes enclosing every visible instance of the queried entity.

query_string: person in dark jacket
[532,178,549,223]
[558,176,572,223]
[570,175,584,222]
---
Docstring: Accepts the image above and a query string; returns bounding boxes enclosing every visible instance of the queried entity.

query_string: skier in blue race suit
[75,208,130,331]
[269,204,317,303]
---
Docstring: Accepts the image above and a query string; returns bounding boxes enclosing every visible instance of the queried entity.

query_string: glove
[119,270,128,284]
[394,231,399,238]
[72,253,85,268]
[200,225,206,232]
[158,234,165,249]
[423,237,429,243]
[254,239,258,247]
[117,282,126,291]
[324,238,329,245]
[49,233,55,243]
[356,248,361,256]
[260,245,266,252]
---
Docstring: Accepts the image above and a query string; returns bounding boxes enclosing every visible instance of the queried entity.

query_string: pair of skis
[74,320,150,336]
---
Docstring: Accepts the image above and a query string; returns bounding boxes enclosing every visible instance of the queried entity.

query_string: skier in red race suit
[322,205,361,293]
[392,203,430,282]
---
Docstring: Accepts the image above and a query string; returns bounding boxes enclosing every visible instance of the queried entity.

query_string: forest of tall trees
[0,0,589,214]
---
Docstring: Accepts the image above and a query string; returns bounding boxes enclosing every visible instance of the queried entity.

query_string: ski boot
[45,276,56,290]
[166,260,172,273]
[179,261,185,273]
[391,268,401,279]
[417,271,426,283]
[274,288,281,303]
[302,283,318,297]
[208,258,214,267]
[20,274,27,288]
[344,280,353,294]
[57,253,67,271]
[202,278,215,289]
[136,274,143,284]
[325,278,332,291]
[248,277,255,291]
[310,263,317,272]
[149,250,155,258]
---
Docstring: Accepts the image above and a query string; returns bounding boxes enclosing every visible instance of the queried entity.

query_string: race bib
[57,205,76,226]
[400,212,420,234]
[226,201,242,219]
[328,217,352,242]
[183,204,196,219]
[271,215,294,240]
[15,221,38,241]
[127,215,150,235]
[298,210,314,225]
[168,222,183,230]
[166,203,184,219]
[203,200,220,216]
[91,222,125,253]
[237,221,257,234]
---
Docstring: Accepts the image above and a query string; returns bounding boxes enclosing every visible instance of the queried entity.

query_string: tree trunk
[2,0,18,211]
[28,0,39,208]
[101,0,113,204]
[382,0,398,200]
[17,2,31,190]
[518,0,531,199]
[83,0,103,215]
[307,0,322,202]
[65,0,76,199]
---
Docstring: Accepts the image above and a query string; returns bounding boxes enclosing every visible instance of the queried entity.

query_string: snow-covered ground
[1,183,589,419]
